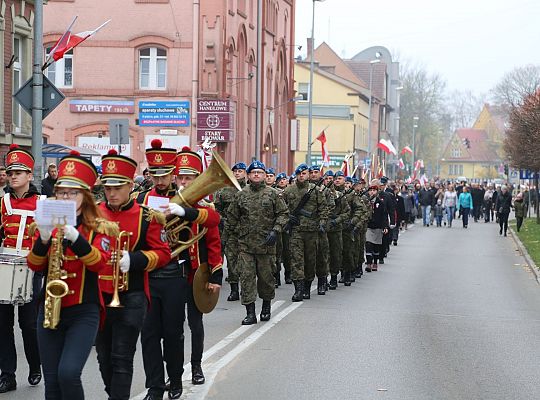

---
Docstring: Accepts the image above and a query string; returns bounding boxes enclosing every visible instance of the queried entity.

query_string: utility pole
[31,0,44,191]
[254,0,263,161]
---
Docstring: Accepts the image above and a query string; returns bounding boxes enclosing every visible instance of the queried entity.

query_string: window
[139,47,167,90]
[298,82,309,101]
[13,36,23,130]
[45,48,73,88]
[449,164,463,175]
[451,148,461,158]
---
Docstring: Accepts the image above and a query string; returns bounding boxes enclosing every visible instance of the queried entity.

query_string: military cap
[265,167,276,175]
[276,172,287,181]
[295,163,309,175]
[345,176,353,183]
[247,160,266,173]
[369,179,381,189]
[56,150,98,191]
[309,165,321,172]
[352,177,360,185]
[232,162,247,171]
[324,170,334,177]
[101,149,137,186]
[334,171,344,177]
[380,176,389,184]
[6,144,34,172]
[145,139,177,177]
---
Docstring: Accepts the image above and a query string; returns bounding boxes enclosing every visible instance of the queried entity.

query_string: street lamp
[412,116,419,173]
[307,0,326,164]
[367,59,381,160]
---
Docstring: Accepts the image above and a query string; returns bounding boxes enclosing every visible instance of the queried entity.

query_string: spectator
[514,192,525,232]
[40,163,58,197]
[434,199,444,227]
[443,184,457,228]
[483,186,494,222]
[471,183,485,222]
[495,185,512,236]
[418,184,435,227]
[0,166,7,197]
[457,186,473,228]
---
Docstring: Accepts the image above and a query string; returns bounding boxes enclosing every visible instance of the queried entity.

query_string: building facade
[43,0,295,171]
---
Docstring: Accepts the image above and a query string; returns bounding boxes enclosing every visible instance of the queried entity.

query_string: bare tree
[491,64,540,108]
[445,89,486,131]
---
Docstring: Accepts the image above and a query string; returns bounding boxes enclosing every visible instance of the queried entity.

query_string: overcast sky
[294,0,540,95]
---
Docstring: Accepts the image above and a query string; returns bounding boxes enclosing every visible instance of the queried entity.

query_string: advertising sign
[139,100,190,126]
[143,135,189,150]
[77,136,131,164]
[307,153,346,168]
[70,100,134,114]
[196,99,234,142]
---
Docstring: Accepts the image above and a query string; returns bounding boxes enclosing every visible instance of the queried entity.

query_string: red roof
[344,60,387,101]
[453,129,499,162]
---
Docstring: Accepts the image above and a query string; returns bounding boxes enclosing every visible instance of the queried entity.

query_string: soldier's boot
[344,271,352,287]
[355,266,363,278]
[338,270,345,283]
[303,280,312,299]
[241,303,257,325]
[329,274,338,290]
[260,300,271,321]
[365,263,372,273]
[317,277,326,295]
[284,270,292,284]
[350,272,356,283]
[274,272,281,288]
[227,283,240,302]
[291,280,304,302]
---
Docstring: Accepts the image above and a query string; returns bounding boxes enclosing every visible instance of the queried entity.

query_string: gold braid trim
[194,208,208,225]
[141,250,159,272]
[95,218,121,237]
[28,222,38,237]
[141,205,166,226]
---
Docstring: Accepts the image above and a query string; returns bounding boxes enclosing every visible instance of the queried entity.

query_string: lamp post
[412,116,419,174]
[307,0,325,164]
[367,59,381,161]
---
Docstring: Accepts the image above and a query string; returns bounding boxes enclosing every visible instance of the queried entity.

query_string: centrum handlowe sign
[70,100,134,114]
[196,99,235,142]
[139,100,190,127]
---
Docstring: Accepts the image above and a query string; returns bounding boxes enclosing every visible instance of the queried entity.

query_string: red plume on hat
[9,144,19,150]
[182,146,191,152]
[69,150,80,156]
[151,139,163,149]
[107,149,118,155]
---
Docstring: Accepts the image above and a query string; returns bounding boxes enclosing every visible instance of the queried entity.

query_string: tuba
[107,231,132,308]
[165,150,240,258]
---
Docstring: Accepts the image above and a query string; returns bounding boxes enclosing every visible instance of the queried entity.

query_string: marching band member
[96,150,171,400]
[27,151,116,400]
[0,144,41,393]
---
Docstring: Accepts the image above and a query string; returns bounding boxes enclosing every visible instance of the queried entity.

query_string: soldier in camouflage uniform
[354,178,371,277]
[225,161,288,325]
[325,170,350,290]
[282,163,328,302]
[309,166,334,295]
[350,178,370,280]
[272,172,289,287]
[214,162,247,301]
[265,167,276,187]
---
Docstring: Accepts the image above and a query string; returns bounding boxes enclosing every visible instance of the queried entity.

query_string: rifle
[283,177,324,233]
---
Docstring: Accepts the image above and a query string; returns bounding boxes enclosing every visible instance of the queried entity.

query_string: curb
[508,226,540,284]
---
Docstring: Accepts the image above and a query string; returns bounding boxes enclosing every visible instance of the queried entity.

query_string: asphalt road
[5,219,540,400]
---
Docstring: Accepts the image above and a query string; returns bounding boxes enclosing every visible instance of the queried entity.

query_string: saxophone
[43,228,70,330]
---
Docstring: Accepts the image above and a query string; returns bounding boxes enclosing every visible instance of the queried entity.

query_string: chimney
[307,38,313,61]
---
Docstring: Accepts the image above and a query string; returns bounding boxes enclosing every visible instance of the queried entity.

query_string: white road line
[131,300,286,400]
[184,301,304,399]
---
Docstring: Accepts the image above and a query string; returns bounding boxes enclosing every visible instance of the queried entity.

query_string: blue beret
[295,163,309,175]
[380,176,388,184]
[276,172,287,181]
[232,162,247,171]
[309,165,321,172]
[246,160,266,173]
[324,170,334,177]
[334,171,344,177]
[345,176,353,183]
[265,167,275,175]
[352,178,359,185]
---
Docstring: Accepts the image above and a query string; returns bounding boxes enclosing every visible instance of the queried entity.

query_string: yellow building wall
[293,64,368,171]
[440,162,498,180]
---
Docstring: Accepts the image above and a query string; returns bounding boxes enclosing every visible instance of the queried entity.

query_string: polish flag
[377,139,397,155]
[316,131,330,167]
[398,158,405,169]
[340,158,349,176]
[401,146,413,155]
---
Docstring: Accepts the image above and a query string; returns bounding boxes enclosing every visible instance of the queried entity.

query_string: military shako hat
[101,149,137,186]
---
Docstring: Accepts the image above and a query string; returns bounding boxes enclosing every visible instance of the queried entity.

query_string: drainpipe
[192,0,200,146]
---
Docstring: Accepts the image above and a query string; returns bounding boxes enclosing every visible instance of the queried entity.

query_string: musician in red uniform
[0,144,42,393]
[27,151,115,400]
[96,149,171,400]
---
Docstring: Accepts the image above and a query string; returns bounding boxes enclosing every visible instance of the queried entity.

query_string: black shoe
[28,372,41,386]
[284,271,292,284]
[365,264,372,272]
[504,232,507,237]
[303,280,312,299]
[227,283,239,301]
[274,272,281,287]
[393,240,397,246]
[329,275,338,290]
[379,258,385,265]
[292,280,304,302]
[260,300,271,321]
[317,277,326,295]
[0,377,16,393]
[168,383,183,400]
[344,271,351,287]
[241,303,257,325]
[192,364,205,385]
[499,228,502,235]
[354,268,362,278]
[143,393,163,400]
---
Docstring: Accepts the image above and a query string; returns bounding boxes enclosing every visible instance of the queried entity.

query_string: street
[6,221,540,400]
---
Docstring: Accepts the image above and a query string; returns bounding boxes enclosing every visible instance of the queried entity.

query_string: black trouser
[473,205,482,221]
[0,274,42,379]
[365,241,380,265]
[96,291,147,400]
[499,212,509,234]
[186,284,204,366]
[141,276,187,397]
[37,303,99,400]
[516,216,524,232]
[380,230,391,260]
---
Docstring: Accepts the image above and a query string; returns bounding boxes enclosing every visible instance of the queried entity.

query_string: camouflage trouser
[238,252,276,305]
[341,228,354,273]
[316,232,329,276]
[275,232,283,272]
[225,241,240,284]
[352,230,361,268]
[281,232,291,276]
[358,228,366,265]
[327,230,342,275]
[289,230,318,281]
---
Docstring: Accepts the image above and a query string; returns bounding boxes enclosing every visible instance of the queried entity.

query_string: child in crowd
[434,199,444,227]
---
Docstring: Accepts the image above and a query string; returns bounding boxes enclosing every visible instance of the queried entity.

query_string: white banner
[144,135,189,150]
[77,136,132,165]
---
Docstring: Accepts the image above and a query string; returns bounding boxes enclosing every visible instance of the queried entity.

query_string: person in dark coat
[392,185,405,245]
[495,185,512,236]
[40,163,58,197]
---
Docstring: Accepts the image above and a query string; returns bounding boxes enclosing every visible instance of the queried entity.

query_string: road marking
[131,300,287,400]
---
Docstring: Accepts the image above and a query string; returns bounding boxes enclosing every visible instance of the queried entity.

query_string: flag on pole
[398,158,405,169]
[377,139,397,155]
[43,16,78,70]
[340,153,353,176]
[401,146,413,155]
[316,130,330,167]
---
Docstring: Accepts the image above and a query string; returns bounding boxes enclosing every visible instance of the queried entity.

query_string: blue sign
[519,169,539,180]
[138,100,190,127]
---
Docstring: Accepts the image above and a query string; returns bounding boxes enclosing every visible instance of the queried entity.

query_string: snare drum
[0,249,33,305]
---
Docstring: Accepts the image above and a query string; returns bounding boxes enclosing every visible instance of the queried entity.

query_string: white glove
[168,203,186,217]
[119,250,130,273]
[37,225,52,242]
[63,225,80,242]
[389,224,396,229]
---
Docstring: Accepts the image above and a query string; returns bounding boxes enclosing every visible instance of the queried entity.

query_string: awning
[42,144,101,159]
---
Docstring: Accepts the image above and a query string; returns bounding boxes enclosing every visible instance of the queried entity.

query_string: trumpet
[107,231,132,308]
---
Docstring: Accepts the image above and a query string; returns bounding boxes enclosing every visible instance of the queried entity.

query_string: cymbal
[193,263,219,313]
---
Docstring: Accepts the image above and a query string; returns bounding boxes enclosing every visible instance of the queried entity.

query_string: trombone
[108,231,132,308]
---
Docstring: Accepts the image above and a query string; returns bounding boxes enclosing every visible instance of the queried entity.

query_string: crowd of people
[0,141,534,400]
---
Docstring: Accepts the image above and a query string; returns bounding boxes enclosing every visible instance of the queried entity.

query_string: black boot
[284,270,292,284]
[344,271,351,286]
[260,300,271,321]
[292,280,304,302]
[303,280,312,299]
[338,272,345,283]
[329,274,338,290]
[227,283,239,301]
[192,363,205,385]
[355,266,363,278]
[169,382,183,400]
[350,272,356,283]
[0,376,16,394]
[274,271,281,287]
[241,303,257,325]
[317,277,326,295]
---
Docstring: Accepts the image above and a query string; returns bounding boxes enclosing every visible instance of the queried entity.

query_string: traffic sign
[519,169,539,180]
[13,74,65,119]
[109,119,130,145]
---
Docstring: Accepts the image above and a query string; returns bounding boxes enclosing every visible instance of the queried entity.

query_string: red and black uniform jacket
[98,199,171,302]
[27,217,112,310]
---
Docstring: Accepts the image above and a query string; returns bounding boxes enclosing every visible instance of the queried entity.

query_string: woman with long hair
[443,184,458,228]
[27,151,116,400]
[457,186,473,228]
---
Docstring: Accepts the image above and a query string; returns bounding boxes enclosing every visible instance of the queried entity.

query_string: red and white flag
[316,130,330,167]
[340,158,349,176]
[45,18,111,69]
[377,139,397,155]
[401,146,413,155]
[398,158,405,169]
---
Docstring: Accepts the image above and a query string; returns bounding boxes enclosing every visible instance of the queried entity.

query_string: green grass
[510,218,540,269]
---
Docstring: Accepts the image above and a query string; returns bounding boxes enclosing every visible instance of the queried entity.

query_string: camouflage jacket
[225,182,288,254]
[327,186,351,232]
[215,178,246,240]
[339,187,366,230]
[282,180,329,232]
